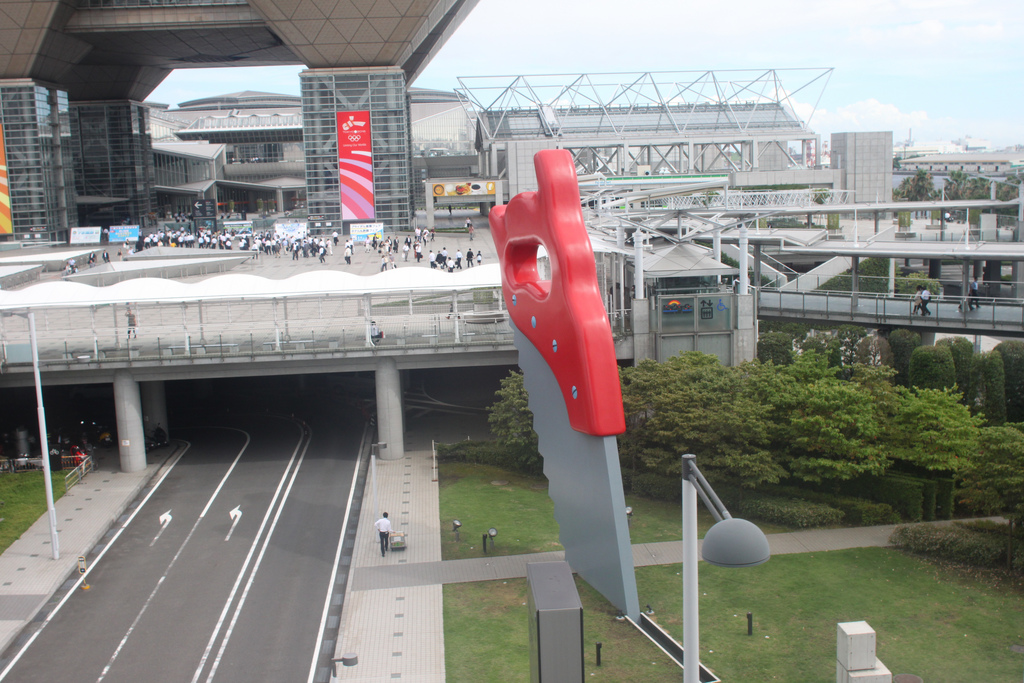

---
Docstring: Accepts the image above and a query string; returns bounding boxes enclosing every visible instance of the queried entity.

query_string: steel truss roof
[457,69,832,141]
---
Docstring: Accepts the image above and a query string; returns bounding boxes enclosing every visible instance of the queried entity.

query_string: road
[2,409,364,683]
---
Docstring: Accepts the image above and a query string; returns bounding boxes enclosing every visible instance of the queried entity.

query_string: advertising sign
[431,180,496,198]
[222,220,254,232]
[274,221,307,240]
[350,222,384,242]
[109,225,140,242]
[70,227,102,245]
[0,124,10,234]
[337,111,375,220]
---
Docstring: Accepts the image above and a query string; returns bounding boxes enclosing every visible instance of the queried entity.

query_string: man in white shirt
[374,512,392,556]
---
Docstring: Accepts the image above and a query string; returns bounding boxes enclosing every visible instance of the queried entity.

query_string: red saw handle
[489,149,625,437]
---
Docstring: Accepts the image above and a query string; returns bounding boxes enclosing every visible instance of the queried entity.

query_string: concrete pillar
[919,331,937,346]
[275,188,284,214]
[851,256,859,307]
[141,380,168,438]
[113,371,147,473]
[425,183,435,230]
[374,357,404,461]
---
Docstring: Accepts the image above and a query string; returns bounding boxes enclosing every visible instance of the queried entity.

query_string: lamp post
[27,312,60,560]
[681,454,769,683]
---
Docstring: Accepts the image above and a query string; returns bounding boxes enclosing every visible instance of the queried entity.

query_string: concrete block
[837,621,876,671]
[837,658,892,683]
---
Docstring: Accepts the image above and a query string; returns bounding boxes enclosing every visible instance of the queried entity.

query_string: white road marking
[191,420,309,683]
[305,422,369,683]
[95,430,252,682]
[224,506,242,542]
[150,510,173,547]
[0,442,190,682]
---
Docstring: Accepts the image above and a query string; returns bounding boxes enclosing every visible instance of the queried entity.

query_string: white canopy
[0,264,503,310]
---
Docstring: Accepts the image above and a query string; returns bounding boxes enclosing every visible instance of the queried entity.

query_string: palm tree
[896,169,936,202]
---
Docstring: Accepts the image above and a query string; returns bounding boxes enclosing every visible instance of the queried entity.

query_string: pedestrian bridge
[758,288,1024,338]
[0,266,631,386]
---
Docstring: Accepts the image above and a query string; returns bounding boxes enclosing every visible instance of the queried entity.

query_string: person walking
[125,305,138,340]
[920,286,932,316]
[968,276,980,310]
[912,286,923,315]
[375,512,392,557]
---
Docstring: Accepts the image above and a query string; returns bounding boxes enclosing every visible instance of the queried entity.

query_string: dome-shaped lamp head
[701,517,770,568]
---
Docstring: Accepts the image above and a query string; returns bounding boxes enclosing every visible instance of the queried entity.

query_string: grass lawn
[636,547,1024,682]
[0,471,65,553]
[439,462,787,560]
[443,575,682,683]
[445,548,1024,683]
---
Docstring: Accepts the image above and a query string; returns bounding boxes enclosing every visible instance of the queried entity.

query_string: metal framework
[458,69,831,139]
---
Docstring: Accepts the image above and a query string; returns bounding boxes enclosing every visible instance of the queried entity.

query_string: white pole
[371,453,379,522]
[682,467,699,683]
[29,312,60,560]
[739,224,750,295]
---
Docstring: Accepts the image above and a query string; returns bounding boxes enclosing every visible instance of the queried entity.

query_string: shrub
[909,345,956,391]
[889,474,937,521]
[889,523,1007,568]
[631,473,681,503]
[757,331,794,366]
[773,485,900,526]
[936,336,974,400]
[888,329,921,387]
[996,340,1024,422]
[934,478,955,520]
[736,495,843,528]
[841,475,924,521]
[969,351,1007,425]
[436,439,544,476]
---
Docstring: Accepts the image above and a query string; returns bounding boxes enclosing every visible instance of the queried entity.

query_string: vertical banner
[0,124,11,234]
[337,111,375,220]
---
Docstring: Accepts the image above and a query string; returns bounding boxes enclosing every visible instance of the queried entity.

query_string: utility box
[527,561,584,683]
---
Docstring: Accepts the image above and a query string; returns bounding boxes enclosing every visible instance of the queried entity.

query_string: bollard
[747,611,753,636]
[596,642,602,666]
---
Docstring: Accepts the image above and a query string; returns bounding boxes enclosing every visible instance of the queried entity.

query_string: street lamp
[681,453,769,683]
[21,312,60,560]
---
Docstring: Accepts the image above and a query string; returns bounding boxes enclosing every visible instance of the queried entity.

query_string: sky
[145,0,1023,148]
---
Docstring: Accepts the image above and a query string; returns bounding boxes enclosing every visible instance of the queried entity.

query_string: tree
[885,387,980,471]
[936,336,974,402]
[968,351,1006,425]
[995,340,1024,422]
[958,425,1024,568]
[757,331,793,365]
[895,169,936,202]
[487,371,542,472]
[908,345,955,390]
[759,353,888,483]
[619,354,783,487]
[887,328,921,387]
[854,334,893,367]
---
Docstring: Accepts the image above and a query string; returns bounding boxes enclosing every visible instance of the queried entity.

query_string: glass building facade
[0,81,76,242]
[70,101,156,228]
[301,68,412,232]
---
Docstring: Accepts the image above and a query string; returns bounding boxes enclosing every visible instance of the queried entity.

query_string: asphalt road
[2,410,364,683]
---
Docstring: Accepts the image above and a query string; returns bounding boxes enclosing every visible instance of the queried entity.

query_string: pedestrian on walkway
[920,287,932,316]
[968,276,980,310]
[375,512,392,557]
[125,304,137,340]
[913,286,923,315]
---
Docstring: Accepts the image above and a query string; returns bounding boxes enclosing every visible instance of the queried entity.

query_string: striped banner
[337,111,375,221]
[0,124,11,234]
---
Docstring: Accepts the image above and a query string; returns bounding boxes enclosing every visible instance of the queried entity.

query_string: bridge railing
[0,287,635,368]
[758,287,1024,331]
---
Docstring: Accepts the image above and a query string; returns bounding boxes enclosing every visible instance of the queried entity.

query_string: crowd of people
[63,222,484,277]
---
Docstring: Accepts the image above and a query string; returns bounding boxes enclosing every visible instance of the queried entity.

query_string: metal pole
[371,452,379,522]
[29,313,60,560]
[682,455,699,683]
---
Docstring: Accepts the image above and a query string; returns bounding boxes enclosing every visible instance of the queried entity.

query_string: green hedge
[435,439,543,476]
[772,485,899,526]
[631,473,681,503]
[889,474,937,521]
[736,495,843,528]
[889,523,1008,569]
[840,475,925,521]
[934,478,955,520]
